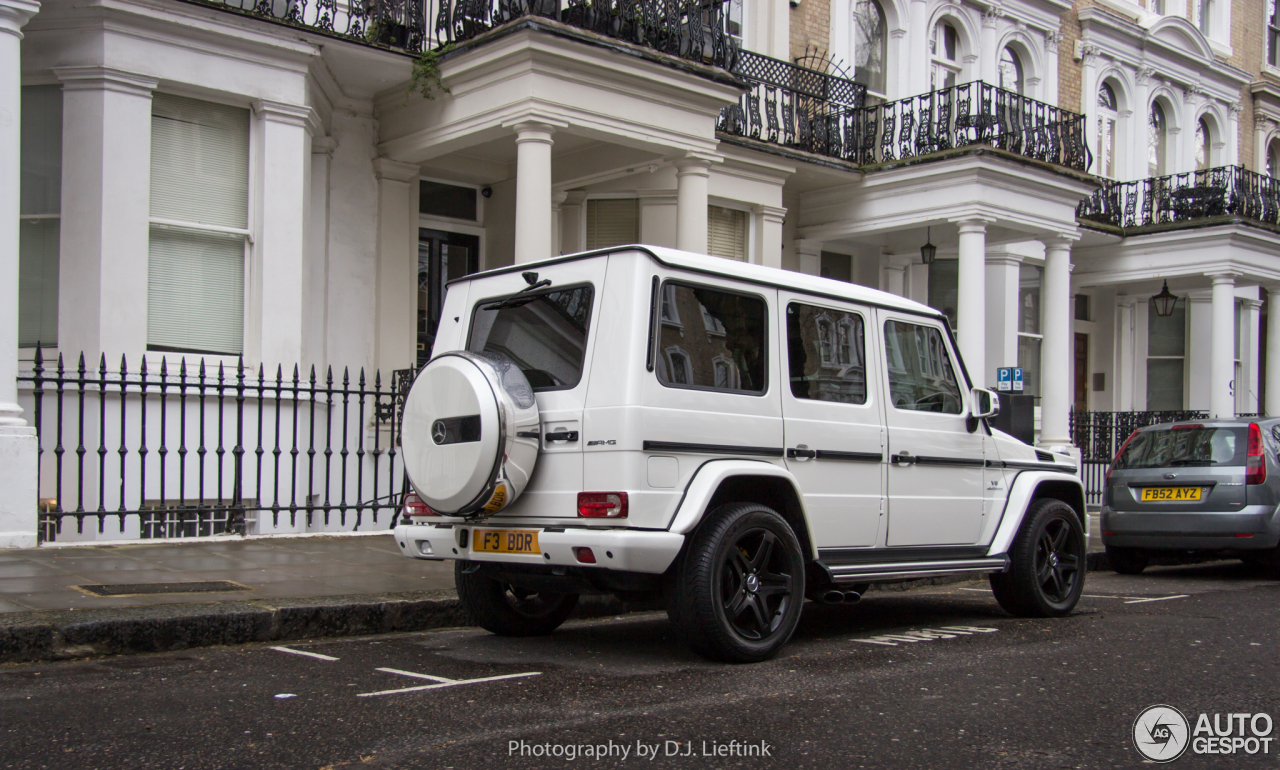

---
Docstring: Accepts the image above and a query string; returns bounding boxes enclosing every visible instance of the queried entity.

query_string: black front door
[418,229,480,366]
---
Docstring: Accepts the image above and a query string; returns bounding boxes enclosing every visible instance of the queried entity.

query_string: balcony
[719,79,1092,173]
[1078,165,1280,232]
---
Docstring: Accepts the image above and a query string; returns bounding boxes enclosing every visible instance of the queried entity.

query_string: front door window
[418,229,479,366]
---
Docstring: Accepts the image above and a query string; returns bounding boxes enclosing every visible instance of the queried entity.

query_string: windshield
[467,286,594,391]
[1113,426,1244,469]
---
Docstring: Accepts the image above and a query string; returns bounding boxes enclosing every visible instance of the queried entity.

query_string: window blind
[707,205,748,261]
[147,94,250,354]
[147,228,245,355]
[19,85,62,347]
[150,94,249,228]
[585,199,638,249]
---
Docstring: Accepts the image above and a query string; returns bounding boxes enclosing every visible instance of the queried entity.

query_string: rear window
[467,286,594,391]
[1113,426,1244,470]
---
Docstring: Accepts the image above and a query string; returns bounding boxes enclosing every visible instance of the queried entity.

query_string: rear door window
[786,302,867,404]
[655,281,766,395]
[1114,426,1244,469]
[467,286,593,391]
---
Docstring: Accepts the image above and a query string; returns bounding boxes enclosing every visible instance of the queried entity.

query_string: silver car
[1101,418,1280,574]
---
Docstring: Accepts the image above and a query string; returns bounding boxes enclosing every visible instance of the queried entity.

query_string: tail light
[1247,422,1267,486]
[402,491,437,518]
[577,492,628,518]
[1107,429,1140,481]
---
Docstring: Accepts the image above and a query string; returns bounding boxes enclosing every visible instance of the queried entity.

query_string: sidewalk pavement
[0,515,1110,664]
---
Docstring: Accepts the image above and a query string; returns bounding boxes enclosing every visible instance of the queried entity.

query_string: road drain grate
[76,581,252,597]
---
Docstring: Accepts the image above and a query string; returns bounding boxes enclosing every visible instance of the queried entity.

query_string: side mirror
[971,388,1000,420]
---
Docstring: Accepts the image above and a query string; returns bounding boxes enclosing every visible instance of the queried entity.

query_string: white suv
[393,246,1086,662]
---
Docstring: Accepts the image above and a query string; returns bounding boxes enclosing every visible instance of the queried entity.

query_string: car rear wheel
[990,498,1086,618]
[1106,545,1150,575]
[455,562,579,636]
[667,503,806,663]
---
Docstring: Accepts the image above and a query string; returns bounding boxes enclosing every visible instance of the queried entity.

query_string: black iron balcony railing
[718,79,1091,171]
[204,0,429,50]
[1078,165,1280,230]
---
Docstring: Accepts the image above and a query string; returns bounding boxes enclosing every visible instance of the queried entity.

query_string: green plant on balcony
[408,44,454,102]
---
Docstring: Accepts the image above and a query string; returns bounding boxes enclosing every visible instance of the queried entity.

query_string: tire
[990,498,1086,618]
[455,562,579,637]
[666,503,806,663]
[1107,545,1150,575]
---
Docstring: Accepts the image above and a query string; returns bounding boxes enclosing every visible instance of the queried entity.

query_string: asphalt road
[5,563,1280,769]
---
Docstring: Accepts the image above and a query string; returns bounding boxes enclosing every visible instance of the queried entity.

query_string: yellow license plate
[473,529,540,554]
[1140,487,1202,502]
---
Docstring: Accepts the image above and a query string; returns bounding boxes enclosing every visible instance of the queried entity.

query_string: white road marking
[376,667,456,684]
[1123,594,1189,604]
[357,671,542,697]
[852,626,997,646]
[270,646,338,661]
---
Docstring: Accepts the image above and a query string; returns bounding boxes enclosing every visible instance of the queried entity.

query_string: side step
[825,556,1009,584]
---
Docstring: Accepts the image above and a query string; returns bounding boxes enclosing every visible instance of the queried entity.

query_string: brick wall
[1231,0,1264,171]
[790,0,833,64]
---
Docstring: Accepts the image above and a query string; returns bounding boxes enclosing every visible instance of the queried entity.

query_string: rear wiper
[482,271,552,311]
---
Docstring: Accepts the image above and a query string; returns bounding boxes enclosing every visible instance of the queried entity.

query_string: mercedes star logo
[431,420,447,445]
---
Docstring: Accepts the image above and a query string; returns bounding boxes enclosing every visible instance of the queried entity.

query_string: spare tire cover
[401,351,540,517]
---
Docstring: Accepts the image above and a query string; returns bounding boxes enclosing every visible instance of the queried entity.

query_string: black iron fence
[197,0,430,50]
[1069,409,1210,462]
[17,349,414,542]
[1078,165,1280,230]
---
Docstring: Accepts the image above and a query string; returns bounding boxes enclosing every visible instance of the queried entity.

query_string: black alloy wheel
[990,498,1086,617]
[667,503,806,663]
[455,562,579,636]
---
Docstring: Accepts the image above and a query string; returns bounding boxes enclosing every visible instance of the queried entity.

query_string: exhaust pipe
[842,590,863,604]
[819,589,846,605]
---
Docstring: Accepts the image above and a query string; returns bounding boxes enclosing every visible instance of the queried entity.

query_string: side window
[883,320,962,414]
[786,303,867,405]
[655,281,766,394]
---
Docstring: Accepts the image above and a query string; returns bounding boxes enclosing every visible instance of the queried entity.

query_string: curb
[1,558,1115,665]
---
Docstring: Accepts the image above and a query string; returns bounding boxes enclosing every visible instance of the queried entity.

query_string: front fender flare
[986,471,1087,557]
[665,459,816,558]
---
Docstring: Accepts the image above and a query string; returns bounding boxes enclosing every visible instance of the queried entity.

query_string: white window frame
[707,199,754,263]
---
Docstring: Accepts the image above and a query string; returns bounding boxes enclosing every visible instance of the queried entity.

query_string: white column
[1039,236,1073,447]
[305,134,336,372]
[373,157,420,374]
[513,121,554,264]
[1267,286,1280,416]
[560,190,586,254]
[984,252,1022,377]
[754,205,786,269]
[675,156,711,253]
[1187,290,1212,410]
[1080,48,1101,175]
[908,0,930,95]
[882,255,911,297]
[253,101,311,369]
[979,11,1000,84]
[795,238,823,276]
[1115,297,1136,411]
[55,66,157,362]
[1226,103,1241,167]
[954,218,990,386]
[551,190,568,256]
[1240,296,1262,414]
[1209,272,1238,418]
[0,0,41,546]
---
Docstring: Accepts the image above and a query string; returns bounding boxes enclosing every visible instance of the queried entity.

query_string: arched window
[1195,118,1211,171]
[1097,82,1118,178]
[931,22,961,90]
[998,47,1024,94]
[1268,139,1280,178]
[852,0,887,97]
[1149,101,1168,177]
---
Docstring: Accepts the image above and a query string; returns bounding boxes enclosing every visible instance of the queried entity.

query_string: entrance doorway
[1074,332,1089,413]
[418,229,480,366]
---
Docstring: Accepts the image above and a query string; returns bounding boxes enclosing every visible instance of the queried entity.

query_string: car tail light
[1247,422,1267,486]
[1107,429,1140,481]
[577,492,628,518]
[573,547,597,564]
[402,491,437,518]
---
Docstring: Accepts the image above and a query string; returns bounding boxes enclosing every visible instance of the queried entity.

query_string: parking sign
[1012,368,1024,392]
[996,368,1012,392]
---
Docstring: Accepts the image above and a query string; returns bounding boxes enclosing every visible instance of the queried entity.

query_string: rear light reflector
[573,547,597,564]
[1247,422,1267,486]
[403,491,437,518]
[1235,533,1256,538]
[577,492,628,518]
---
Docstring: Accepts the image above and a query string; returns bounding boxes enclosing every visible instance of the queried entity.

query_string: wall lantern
[1151,280,1178,317]
[920,227,936,265]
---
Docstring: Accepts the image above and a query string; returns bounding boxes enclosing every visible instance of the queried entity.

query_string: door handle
[787,447,817,460]
[545,431,579,442]
[891,451,916,465]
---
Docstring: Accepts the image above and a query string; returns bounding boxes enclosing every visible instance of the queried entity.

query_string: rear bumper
[1101,505,1280,551]
[392,523,685,574]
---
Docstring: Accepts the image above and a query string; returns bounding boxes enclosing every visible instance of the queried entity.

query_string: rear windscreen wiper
[482,271,552,311]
